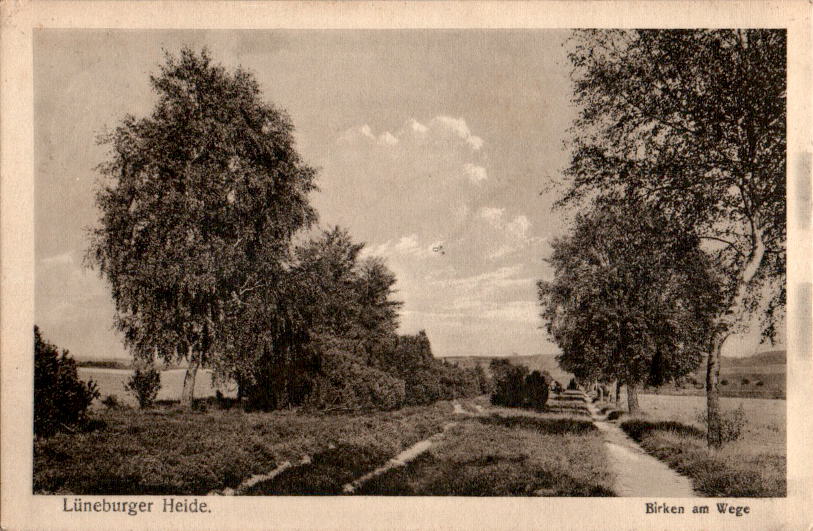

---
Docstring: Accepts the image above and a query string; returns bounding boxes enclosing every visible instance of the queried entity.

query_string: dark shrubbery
[101,395,121,409]
[566,378,579,391]
[489,360,549,410]
[307,350,405,411]
[34,326,100,437]
[124,366,161,409]
[696,404,746,443]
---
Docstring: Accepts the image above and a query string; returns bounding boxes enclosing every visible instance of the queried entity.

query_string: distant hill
[662,349,786,399]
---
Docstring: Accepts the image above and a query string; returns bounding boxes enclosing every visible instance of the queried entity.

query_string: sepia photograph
[31,27,787,498]
[2,2,811,529]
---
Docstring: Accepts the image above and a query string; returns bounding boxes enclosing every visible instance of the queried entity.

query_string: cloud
[428,116,484,151]
[473,207,538,259]
[337,115,484,155]
[41,251,74,267]
[366,233,441,260]
[432,265,535,298]
[463,163,488,184]
[378,131,398,146]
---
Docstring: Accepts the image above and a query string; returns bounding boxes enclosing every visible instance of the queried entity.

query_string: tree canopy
[538,202,722,412]
[561,29,785,444]
[88,48,317,401]
[564,29,785,339]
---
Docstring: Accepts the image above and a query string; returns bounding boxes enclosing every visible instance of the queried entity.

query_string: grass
[356,410,614,496]
[36,393,617,496]
[34,401,455,495]
[617,395,786,497]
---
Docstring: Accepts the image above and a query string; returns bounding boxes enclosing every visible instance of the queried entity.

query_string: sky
[34,29,782,359]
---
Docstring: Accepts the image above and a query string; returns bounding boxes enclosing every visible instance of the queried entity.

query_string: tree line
[84,48,486,413]
[539,30,785,447]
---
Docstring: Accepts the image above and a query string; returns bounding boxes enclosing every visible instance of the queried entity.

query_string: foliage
[34,326,100,437]
[356,413,614,496]
[305,348,405,411]
[539,202,721,399]
[490,359,529,407]
[474,363,494,396]
[524,371,550,410]
[124,366,162,409]
[696,404,746,443]
[101,395,121,409]
[87,48,317,400]
[563,29,786,338]
[34,400,455,495]
[489,360,549,410]
[566,378,578,391]
[621,417,784,496]
[242,227,403,410]
[561,29,786,446]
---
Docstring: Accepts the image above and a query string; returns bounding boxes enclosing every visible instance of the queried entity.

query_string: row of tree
[540,30,786,447]
[86,48,485,412]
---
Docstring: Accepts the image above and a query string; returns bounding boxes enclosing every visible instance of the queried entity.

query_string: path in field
[585,399,696,497]
[342,401,482,494]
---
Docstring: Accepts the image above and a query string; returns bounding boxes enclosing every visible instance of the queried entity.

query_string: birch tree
[538,202,721,413]
[88,48,317,405]
[562,30,785,446]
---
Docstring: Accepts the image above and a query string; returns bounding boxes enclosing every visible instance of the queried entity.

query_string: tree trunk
[705,222,765,448]
[615,380,621,403]
[626,383,640,414]
[180,361,199,406]
[597,385,604,401]
[706,336,724,448]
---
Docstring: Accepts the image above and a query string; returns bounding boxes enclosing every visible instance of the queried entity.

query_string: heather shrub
[490,359,529,407]
[34,326,100,437]
[696,404,747,443]
[101,394,121,409]
[524,370,549,410]
[307,351,405,411]
[489,361,549,410]
[124,365,161,409]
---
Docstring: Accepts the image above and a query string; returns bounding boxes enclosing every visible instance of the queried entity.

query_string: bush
[124,366,161,409]
[489,361,548,410]
[101,394,121,409]
[696,404,747,443]
[755,380,764,387]
[307,351,405,411]
[524,370,549,410]
[34,326,100,437]
[474,364,494,396]
[741,378,750,385]
[490,359,529,407]
[567,378,579,391]
[721,379,729,386]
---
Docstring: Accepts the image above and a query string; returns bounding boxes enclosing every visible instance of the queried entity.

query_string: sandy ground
[586,400,696,497]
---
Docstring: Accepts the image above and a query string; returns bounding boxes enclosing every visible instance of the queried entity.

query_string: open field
[617,393,786,497]
[34,394,615,496]
[354,411,613,496]
[649,350,786,399]
[34,400,456,495]
[78,368,235,407]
